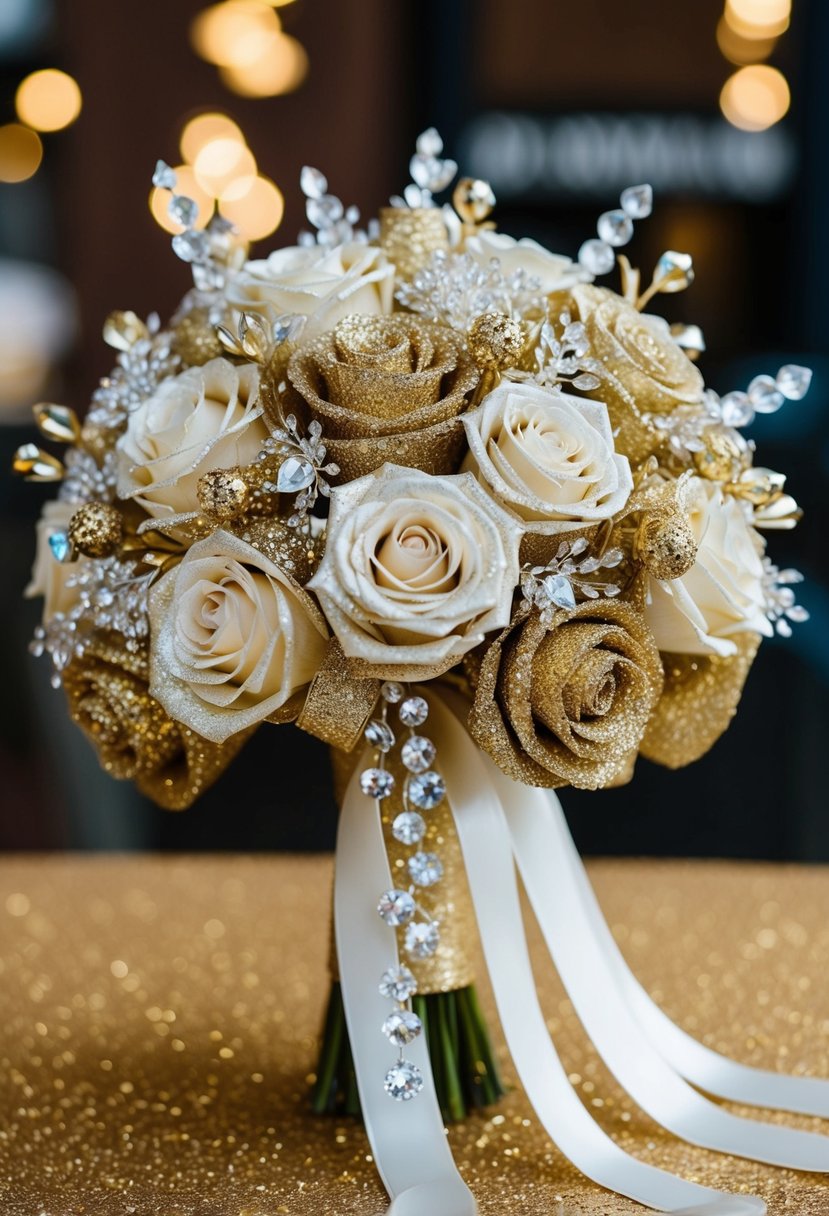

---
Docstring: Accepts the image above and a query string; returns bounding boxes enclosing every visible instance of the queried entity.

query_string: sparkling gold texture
[296,639,380,750]
[67,501,124,558]
[0,854,827,1214]
[62,635,250,810]
[171,306,226,366]
[286,314,478,482]
[196,467,250,521]
[467,311,525,369]
[378,205,449,279]
[469,600,663,789]
[641,632,762,768]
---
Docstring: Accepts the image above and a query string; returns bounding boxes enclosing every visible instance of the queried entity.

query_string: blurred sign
[460,111,796,202]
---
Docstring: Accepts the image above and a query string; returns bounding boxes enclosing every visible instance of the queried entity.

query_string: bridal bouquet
[18,131,825,1213]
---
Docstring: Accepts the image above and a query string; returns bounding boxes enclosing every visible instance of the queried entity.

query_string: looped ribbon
[335,688,829,1216]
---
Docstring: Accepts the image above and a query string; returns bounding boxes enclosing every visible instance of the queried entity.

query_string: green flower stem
[311,981,505,1120]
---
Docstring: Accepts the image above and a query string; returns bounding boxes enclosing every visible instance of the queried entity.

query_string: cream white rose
[645,478,772,657]
[463,231,592,293]
[26,499,83,621]
[116,357,266,526]
[148,530,328,742]
[227,242,395,341]
[462,381,632,538]
[308,463,522,679]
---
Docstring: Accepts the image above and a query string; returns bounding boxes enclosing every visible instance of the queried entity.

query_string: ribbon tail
[335,749,477,1216]
[484,759,829,1171]
[537,789,829,1118]
[431,690,765,1214]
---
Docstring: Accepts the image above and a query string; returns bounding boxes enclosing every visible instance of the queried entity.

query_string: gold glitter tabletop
[1,854,828,1215]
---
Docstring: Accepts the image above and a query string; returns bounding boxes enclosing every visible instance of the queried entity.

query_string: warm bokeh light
[193,138,257,197]
[180,112,244,165]
[0,123,43,183]
[149,165,214,233]
[716,15,777,64]
[15,68,82,133]
[190,1,281,69]
[724,0,791,38]
[219,32,308,97]
[720,64,791,131]
[219,174,285,240]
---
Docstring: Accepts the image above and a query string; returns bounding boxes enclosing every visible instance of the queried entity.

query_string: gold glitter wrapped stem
[379,206,449,280]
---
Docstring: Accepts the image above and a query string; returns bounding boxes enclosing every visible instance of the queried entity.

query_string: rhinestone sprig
[363,682,447,1101]
[762,560,809,638]
[578,183,653,277]
[256,413,339,529]
[507,311,602,394]
[389,128,458,210]
[520,537,624,623]
[396,248,545,331]
[152,160,242,293]
[297,165,374,248]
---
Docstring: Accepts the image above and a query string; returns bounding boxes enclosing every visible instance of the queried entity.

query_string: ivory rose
[644,478,771,657]
[116,357,266,527]
[149,530,328,742]
[464,231,591,293]
[462,381,632,544]
[227,242,394,341]
[27,499,84,622]
[308,463,522,679]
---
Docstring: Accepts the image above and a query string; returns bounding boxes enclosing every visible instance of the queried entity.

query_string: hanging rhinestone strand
[363,681,447,1101]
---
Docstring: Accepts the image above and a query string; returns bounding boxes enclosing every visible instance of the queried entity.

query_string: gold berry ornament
[67,502,124,558]
[637,511,698,581]
[196,468,250,521]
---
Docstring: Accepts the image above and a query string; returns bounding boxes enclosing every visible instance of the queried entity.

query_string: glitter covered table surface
[1,854,828,1215]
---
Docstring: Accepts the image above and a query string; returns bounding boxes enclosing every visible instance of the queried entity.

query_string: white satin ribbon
[335,751,477,1216]
[336,690,828,1216]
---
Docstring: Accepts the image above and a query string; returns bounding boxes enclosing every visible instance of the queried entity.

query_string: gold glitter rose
[462,380,632,562]
[286,314,479,482]
[116,357,267,530]
[62,635,250,810]
[468,598,663,789]
[149,530,329,743]
[644,478,771,656]
[227,242,394,342]
[570,284,705,462]
[307,463,522,680]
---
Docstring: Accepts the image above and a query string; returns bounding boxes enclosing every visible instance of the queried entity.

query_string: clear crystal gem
[379,964,418,1001]
[306,194,344,228]
[408,851,443,887]
[276,456,316,493]
[377,889,415,926]
[361,768,395,799]
[655,250,694,291]
[168,194,199,227]
[541,573,577,610]
[364,718,395,753]
[384,1060,423,1101]
[152,159,177,190]
[776,364,812,400]
[720,391,754,427]
[399,695,429,728]
[407,770,445,810]
[48,531,72,563]
[381,681,404,703]
[748,374,784,414]
[578,238,615,276]
[401,736,436,774]
[392,811,426,846]
[403,182,424,208]
[620,183,653,219]
[416,127,444,157]
[171,230,208,264]
[597,209,633,247]
[300,165,328,199]
[382,1009,422,1047]
[405,920,440,959]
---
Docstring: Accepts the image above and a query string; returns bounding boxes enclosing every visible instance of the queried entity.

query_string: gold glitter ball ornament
[453,176,496,225]
[67,501,124,558]
[693,429,747,483]
[637,511,698,580]
[196,467,250,521]
[171,306,226,366]
[467,312,525,370]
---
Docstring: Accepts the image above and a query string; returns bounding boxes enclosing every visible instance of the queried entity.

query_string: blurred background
[1,0,826,858]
